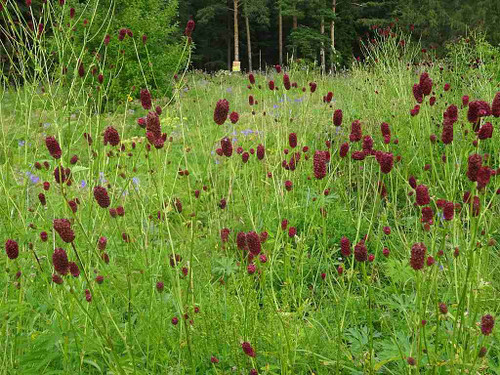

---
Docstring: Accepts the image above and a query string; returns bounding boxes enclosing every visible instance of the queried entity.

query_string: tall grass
[0,3,499,374]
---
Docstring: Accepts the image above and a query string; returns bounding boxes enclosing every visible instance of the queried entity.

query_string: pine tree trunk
[245,15,252,71]
[320,16,325,74]
[278,7,283,65]
[234,0,239,63]
[293,15,297,29]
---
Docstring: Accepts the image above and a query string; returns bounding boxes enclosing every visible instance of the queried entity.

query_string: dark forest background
[179,0,500,71]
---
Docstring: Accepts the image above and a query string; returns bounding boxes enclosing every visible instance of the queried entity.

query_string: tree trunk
[320,16,325,74]
[293,15,297,29]
[227,2,231,70]
[233,0,239,63]
[278,7,283,65]
[330,0,336,72]
[245,15,252,71]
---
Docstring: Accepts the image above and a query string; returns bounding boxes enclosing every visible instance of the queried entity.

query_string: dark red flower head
[146,111,162,139]
[444,105,458,124]
[229,111,239,124]
[410,242,426,270]
[313,151,327,179]
[140,89,152,110]
[214,99,229,125]
[340,236,351,257]
[249,73,255,85]
[309,82,317,93]
[78,61,85,78]
[52,248,69,275]
[103,126,120,146]
[333,109,343,127]
[54,166,71,184]
[467,100,491,125]
[256,144,265,160]
[421,206,434,224]
[184,19,195,37]
[477,166,491,189]
[339,142,349,158]
[415,185,430,206]
[38,193,46,206]
[349,120,362,142]
[220,228,230,243]
[242,341,256,357]
[283,74,291,90]
[98,236,107,251]
[246,232,261,255]
[289,133,297,148]
[325,91,333,103]
[441,122,453,144]
[93,186,110,208]
[492,92,500,117]
[412,84,423,103]
[362,136,373,152]
[478,122,493,140]
[5,239,19,260]
[408,176,417,189]
[378,152,394,174]
[221,137,233,157]
[52,274,63,284]
[419,72,433,96]
[467,153,482,182]
[443,201,454,221]
[354,240,367,262]
[53,219,75,243]
[268,80,275,90]
[69,261,80,277]
[481,314,494,336]
[236,232,247,250]
[380,122,390,138]
[45,136,62,159]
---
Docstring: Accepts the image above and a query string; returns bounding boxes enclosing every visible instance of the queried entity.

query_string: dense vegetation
[1,1,500,374]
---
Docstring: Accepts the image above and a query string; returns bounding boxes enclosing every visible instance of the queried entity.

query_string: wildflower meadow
[0,1,499,374]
